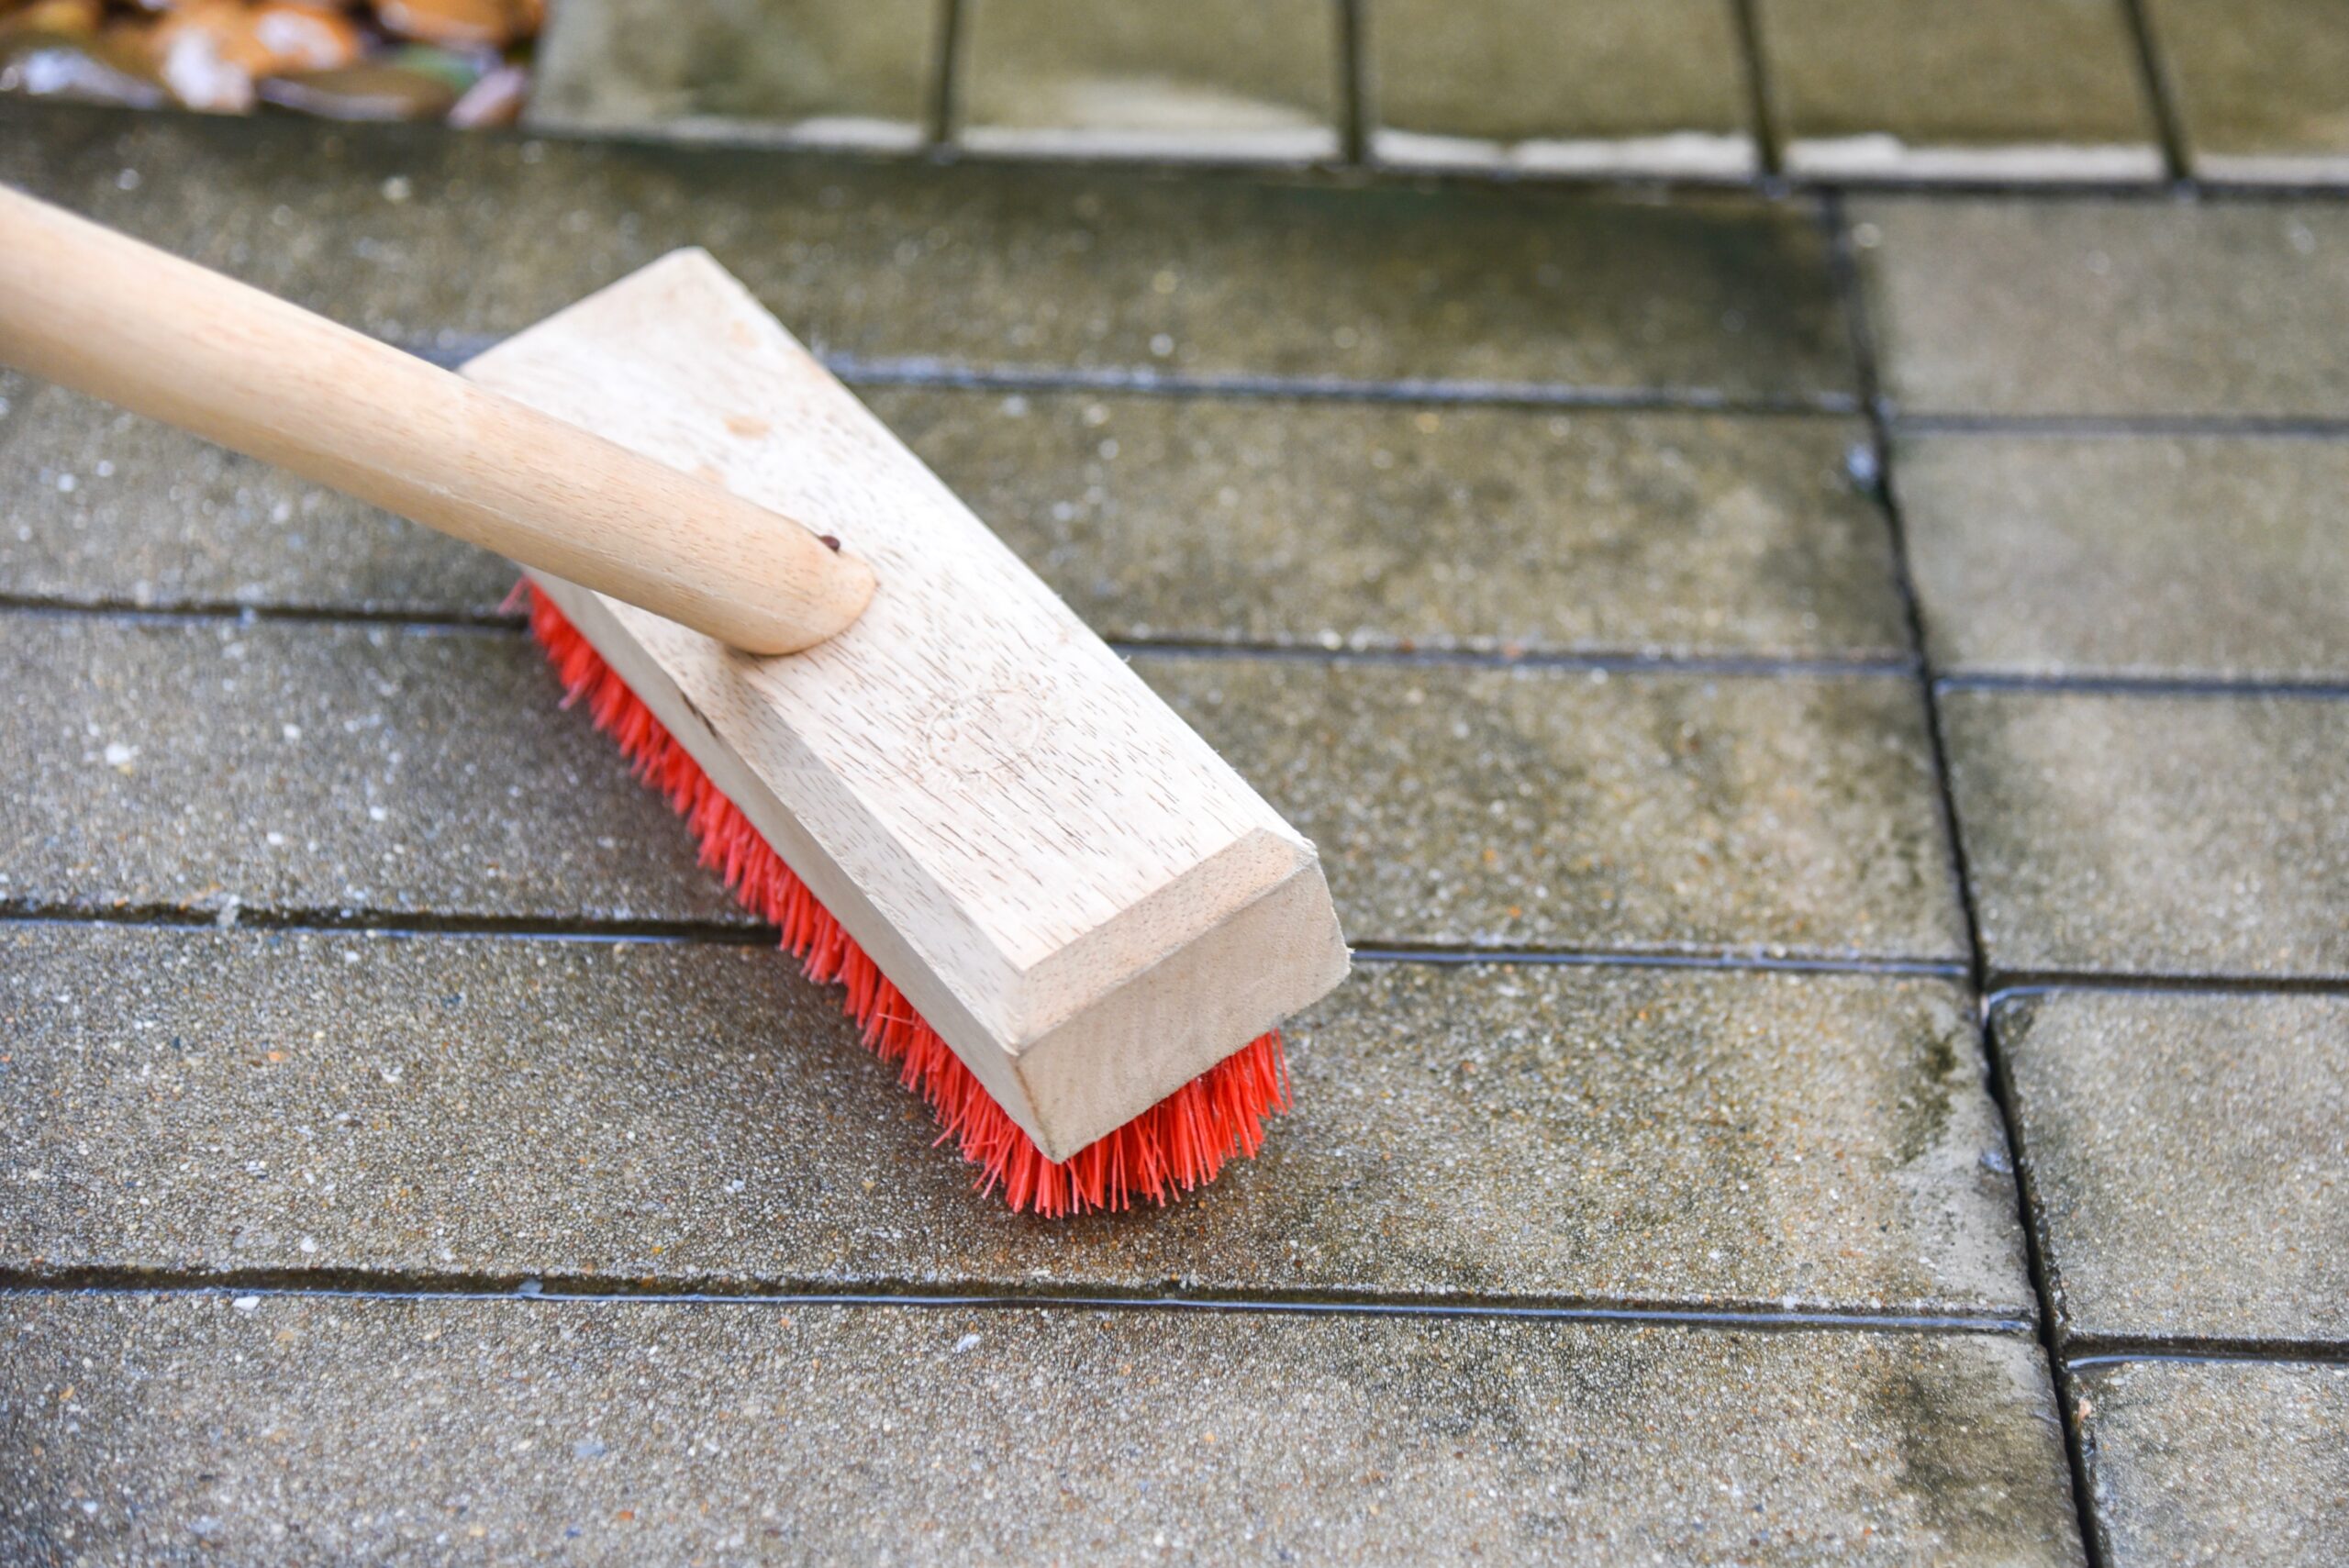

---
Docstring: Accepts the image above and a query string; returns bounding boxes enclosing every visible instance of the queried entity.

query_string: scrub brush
[0,185,1351,1215]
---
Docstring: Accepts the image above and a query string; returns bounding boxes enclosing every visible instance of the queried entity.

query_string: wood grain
[466,251,1350,1158]
[0,184,873,654]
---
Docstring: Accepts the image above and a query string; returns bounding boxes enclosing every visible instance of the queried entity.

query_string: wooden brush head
[465,250,1350,1162]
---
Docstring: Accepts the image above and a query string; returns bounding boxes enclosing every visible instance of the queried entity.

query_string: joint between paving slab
[1937,671,2349,704]
[1985,971,2349,1006]
[2112,0,2192,183]
[1350,944,1965,977]
[1726,0,1785,178]
[0,902,1965,979]
[0,592,523,635]
[1825,190,2111,1567]
[0,595,1922,682]
[926,0,966,148]
[404,333,1863,416]
[1897,411,2349,440]
[2065,1340,2349,1371]
[0,1268,2035,1339]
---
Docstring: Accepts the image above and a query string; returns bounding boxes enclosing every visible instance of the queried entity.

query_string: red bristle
[519,584,1292,1217]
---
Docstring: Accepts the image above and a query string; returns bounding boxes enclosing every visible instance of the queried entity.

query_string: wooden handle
[0,184,874,654]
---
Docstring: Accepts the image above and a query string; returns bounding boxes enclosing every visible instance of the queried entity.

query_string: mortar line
[825,358,1865,415]
[926,0,966,147]
[404,334,1860,415]
[0,1271,2033,1338]
[1726,0,1784,177]
[0,902,1964,978]
[2113,0,2192,183]
[1986,972,2349,1004]
[1939,670,2349,703]
[1824,190,2109,1568]
[2067,1340,2349,1371]
[0,594,1920,679]
[1896,410,2349,439]
[1333,0,1369,165]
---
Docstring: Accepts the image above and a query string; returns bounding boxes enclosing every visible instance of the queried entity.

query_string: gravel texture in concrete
[0,1293,2087,1566]
[0,614,743,927]
[1756,0,2158,178]
[0,384,511,617]
[2074,1357,2349,1567]
[880,389,1905,660]
[0,614,1965,959]
[1144,657,1966,959]
[2143,0,2349,182]
[1363,0,1754,175]
[1997,989,2349,1345]
[1943,689,2349,979]
[0,380,1907,661]
[1856,197,2349,417]
[0,923,2031,1317]
[529,0,941,146]
[8,101,1855,400]
[1898,432,2349,682]
[956,0,1341,160]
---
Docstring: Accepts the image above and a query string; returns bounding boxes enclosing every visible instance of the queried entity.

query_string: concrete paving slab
[876,390,1907,660]
[0,923,2031,1317]
[1996,989,2349,1346]
[1943,689,2349,979]
[0,383,511,617]
[0,380,1908,659]
[1754,0,2160,180]
[0,614,744,928]
[529,0,942,149]
[2144,0,2349,183]
[1897,431,2349,683]
[1855,197,2349,417]
[0,614,1965,960]
[4,100,1855,400]
[1145,658,1966,959]
[0,1292,2086,1565]
[2073,1357,2349,1567]
[1362,0,1756,179]
[956,0,1341,161]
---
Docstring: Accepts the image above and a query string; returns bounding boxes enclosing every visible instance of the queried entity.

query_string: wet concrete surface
[1996,990,2349,1346]
[0,923,2028,1318]
[2073,1357,2349,1567]
[0,1292,2086,1566]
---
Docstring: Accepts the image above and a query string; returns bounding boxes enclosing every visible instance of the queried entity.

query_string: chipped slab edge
[465,250,1349,1158]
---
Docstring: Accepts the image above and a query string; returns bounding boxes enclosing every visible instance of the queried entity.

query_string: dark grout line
[1726,0,1784,178]
[1120,638,1918,679]
[2067,1340,2349,1372]
[822,357,1865,416]
[1823,191,2112,1568]
[1939,671,2349,703]
[1986,972,2349,1005]
[2114,0,2192,183]
[0,592,1917,680]
[0,592,521,633]
[1896,411,2349,440]
[0,902,1962,979]
[1333,0,1369,165]
[926,0,966,148]
[31,903,2333,998]
[0,1268,2034,1339]
[1351,944,1966,978]
[0,901,769,943]
[411,331,1863,415]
